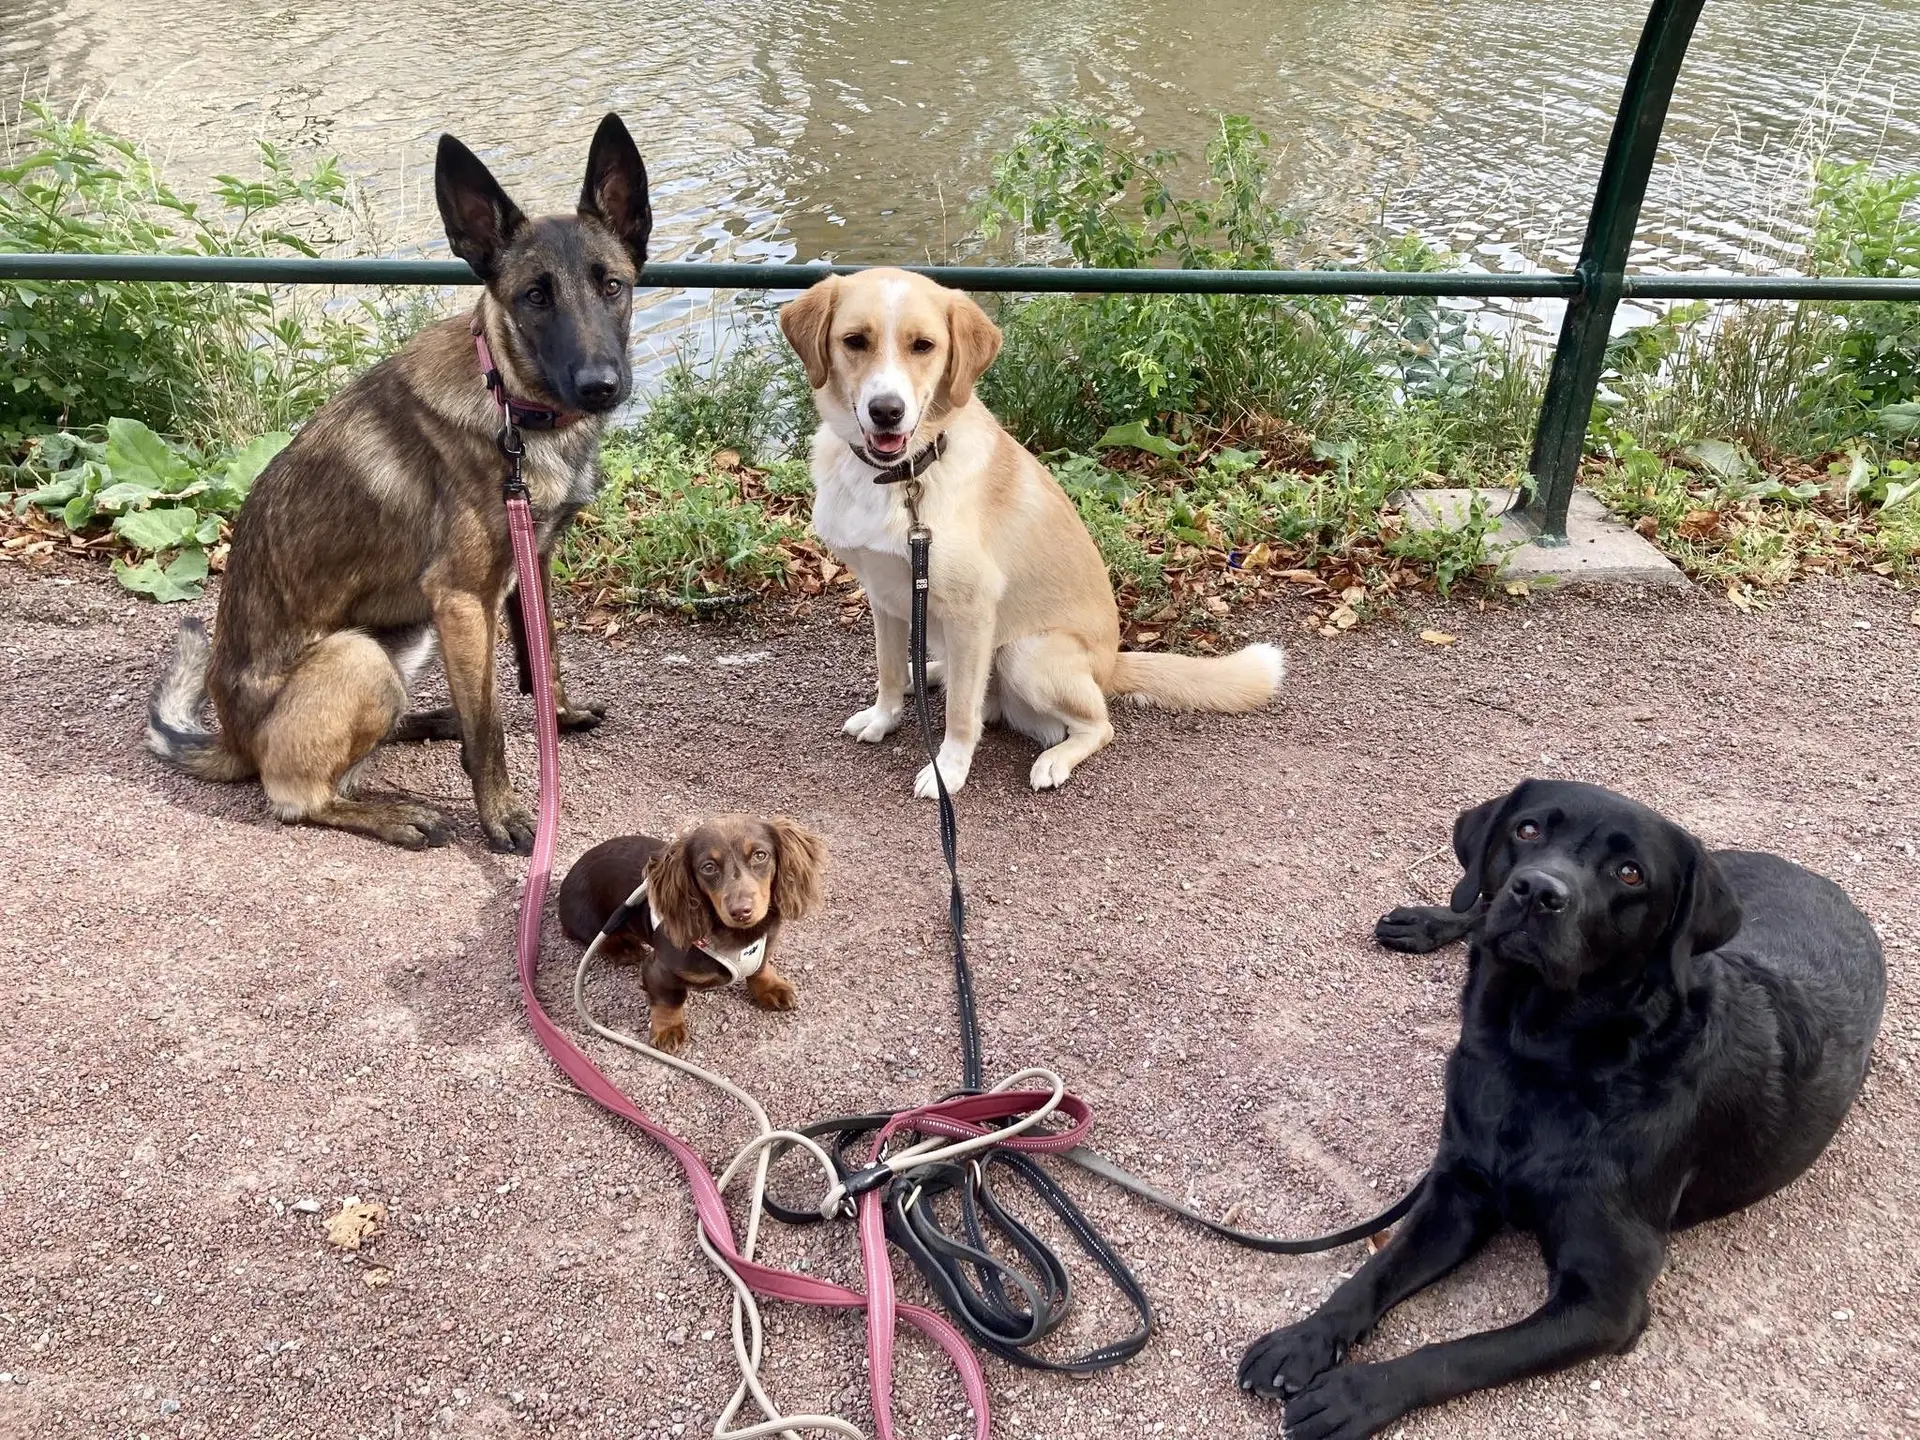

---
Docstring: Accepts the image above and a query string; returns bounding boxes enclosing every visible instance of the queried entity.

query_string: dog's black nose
[1510,868,1570,914]
[867,394,906,430]
[573,365,623,410]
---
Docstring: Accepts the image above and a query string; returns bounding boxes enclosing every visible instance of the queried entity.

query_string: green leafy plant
[9,418,287,599]
[1811,160,1920,414]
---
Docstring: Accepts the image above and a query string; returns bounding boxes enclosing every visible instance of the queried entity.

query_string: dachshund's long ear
[1449,782,1528,912]
[769,818,827,921]
[645,836,712,949]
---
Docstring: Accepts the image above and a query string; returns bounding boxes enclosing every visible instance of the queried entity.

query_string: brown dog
[145,115,652,851]
[558,816,826,1053]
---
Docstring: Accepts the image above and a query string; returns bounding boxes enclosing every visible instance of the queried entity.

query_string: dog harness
[645,888,768,983]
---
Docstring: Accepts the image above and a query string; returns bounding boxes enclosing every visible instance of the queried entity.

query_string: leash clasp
[498,422,528,501]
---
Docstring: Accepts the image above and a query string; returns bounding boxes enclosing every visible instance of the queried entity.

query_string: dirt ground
[2,562,1917,1440]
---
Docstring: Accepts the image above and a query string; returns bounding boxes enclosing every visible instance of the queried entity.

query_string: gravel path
[2,564,1916,1440]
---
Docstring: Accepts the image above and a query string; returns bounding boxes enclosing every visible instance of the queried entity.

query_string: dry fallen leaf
[1203,596,1231,616]
[1133,630,1161,645]
[362,1266,394,1291]
[1726,585,1754,613]
[1242,542,1271,569]
[1328,604,1360,631]
[818,559,840,585]
[1677,508,1721,541]
[1365,1228,1394,1255]
[1276,568,1320,585]
[1420,629,1458,646]
[711,449,742,472]
[324,1201,387,1252]
[1504,580,1530,598]
[1633,515,1659,539]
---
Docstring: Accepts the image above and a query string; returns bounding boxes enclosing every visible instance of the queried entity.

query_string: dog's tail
[1108,641,1285,713]
[146,617,253,781]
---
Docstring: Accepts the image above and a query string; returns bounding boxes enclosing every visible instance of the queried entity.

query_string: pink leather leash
[490,337,1009,1438]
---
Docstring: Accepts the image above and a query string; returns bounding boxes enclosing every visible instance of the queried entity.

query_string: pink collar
[471,320,583,431]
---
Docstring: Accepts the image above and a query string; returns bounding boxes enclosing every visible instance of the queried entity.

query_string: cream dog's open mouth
[864,428,910,459]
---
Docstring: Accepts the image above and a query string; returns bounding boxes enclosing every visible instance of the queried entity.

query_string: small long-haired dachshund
[558,815,827,1053]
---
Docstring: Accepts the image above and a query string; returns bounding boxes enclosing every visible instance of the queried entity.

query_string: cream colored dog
[781,267,1283,798]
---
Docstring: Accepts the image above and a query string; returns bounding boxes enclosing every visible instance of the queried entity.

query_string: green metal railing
[5,0,1919,541]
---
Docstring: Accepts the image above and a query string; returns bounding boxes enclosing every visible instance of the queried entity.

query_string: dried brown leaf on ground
[324,1201,387,1252]
[1420,629,1458,646]
[362,1267,394,1291]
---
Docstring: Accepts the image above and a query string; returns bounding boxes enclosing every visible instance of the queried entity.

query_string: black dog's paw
[1238,1318,1349,1400]
[557,700,607,734]
[1284,1364,1402,1440]
[1374,904,1462,954]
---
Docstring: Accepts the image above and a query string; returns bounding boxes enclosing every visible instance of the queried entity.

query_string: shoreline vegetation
[4,102,1918,633]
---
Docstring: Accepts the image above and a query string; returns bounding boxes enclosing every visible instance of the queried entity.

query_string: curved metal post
[1524,0,1708,541]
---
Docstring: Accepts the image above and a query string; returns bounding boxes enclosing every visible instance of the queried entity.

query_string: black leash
[767,459,1423,1373]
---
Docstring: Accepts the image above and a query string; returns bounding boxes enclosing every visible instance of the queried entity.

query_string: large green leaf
[92,479,163,513]
[1683,438,1755,483]
[113,504,201,552]
[113,547,208,603]
[217,431,291,504]
[1095,419,1186,460]
[104,416,198,491]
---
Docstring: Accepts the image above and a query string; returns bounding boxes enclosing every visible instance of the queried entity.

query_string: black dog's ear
[1449,785,1523,912]
[578,113,652,270]
[436,134,526,282]
[1678,849,1742,958]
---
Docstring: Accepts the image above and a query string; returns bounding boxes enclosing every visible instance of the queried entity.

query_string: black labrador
[1239,778,1884,1439]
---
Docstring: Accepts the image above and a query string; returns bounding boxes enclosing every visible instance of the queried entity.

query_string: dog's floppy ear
[779,277,839,390]
[435,134,527,282]
[768,817,827,921]
[644,836,712,950]
[578,113,652,270]
[1676,847,1742,960]
[1449,783,1526,912]
[941,290,1003,409]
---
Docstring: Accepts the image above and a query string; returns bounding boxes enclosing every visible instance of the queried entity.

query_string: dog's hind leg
[257,631,453,849]
[997,633,1113,791]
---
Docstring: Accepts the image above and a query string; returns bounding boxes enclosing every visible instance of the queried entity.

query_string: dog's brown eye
[842,333,869,351]
[600,276,625,298]
[1515,820,1541,841]
[1618,862,1644,887]
[752,849,770,863]
[524,285,550,308]
[910,337,936,354]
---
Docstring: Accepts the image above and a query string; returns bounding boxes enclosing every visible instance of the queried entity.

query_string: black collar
[853,431,947,485]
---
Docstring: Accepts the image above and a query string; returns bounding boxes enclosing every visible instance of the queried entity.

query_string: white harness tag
[648,896,767,984]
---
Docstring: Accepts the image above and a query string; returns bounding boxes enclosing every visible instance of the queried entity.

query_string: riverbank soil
[2,563,1916,1440]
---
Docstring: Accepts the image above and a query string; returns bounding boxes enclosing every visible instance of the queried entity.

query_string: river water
[6,0,1919,352]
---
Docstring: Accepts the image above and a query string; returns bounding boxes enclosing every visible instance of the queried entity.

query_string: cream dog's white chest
[810,436,918,617]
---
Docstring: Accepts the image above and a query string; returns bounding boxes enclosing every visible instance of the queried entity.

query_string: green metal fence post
[1524,0,1708,541]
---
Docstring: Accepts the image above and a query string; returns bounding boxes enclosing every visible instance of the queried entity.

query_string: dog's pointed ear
[644,837,710,950]
[768,817,827,921]
[578,113,652,270]
[435,133,527,282]
[1449,782,1526,912]
[941,289,1002,409]
[779,277,839,390]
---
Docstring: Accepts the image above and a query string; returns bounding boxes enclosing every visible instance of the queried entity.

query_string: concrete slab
[1396,487,1690,587]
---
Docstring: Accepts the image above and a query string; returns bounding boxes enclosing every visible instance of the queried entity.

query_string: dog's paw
[481,794,537,855]
[558,700,607,734]
[1029,748,1079,791]
[649,1018,691,1054]
[747,973,798,1012]
[844,704,903,743]
[922,659,946,688]
[1239,1317,1350,1401]
[914,744,972,800]
[1373,905,1460,955]
[378,804,455,850]
[1283,1364,1402,1440]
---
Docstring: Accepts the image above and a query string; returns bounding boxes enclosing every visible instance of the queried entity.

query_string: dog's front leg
[434,588,535,854]
[844,604,909,743]
[1240,1167,1499,1404]
[507,555,606,733]
[913,604,993,800]
[1278,1208,1666,1440]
